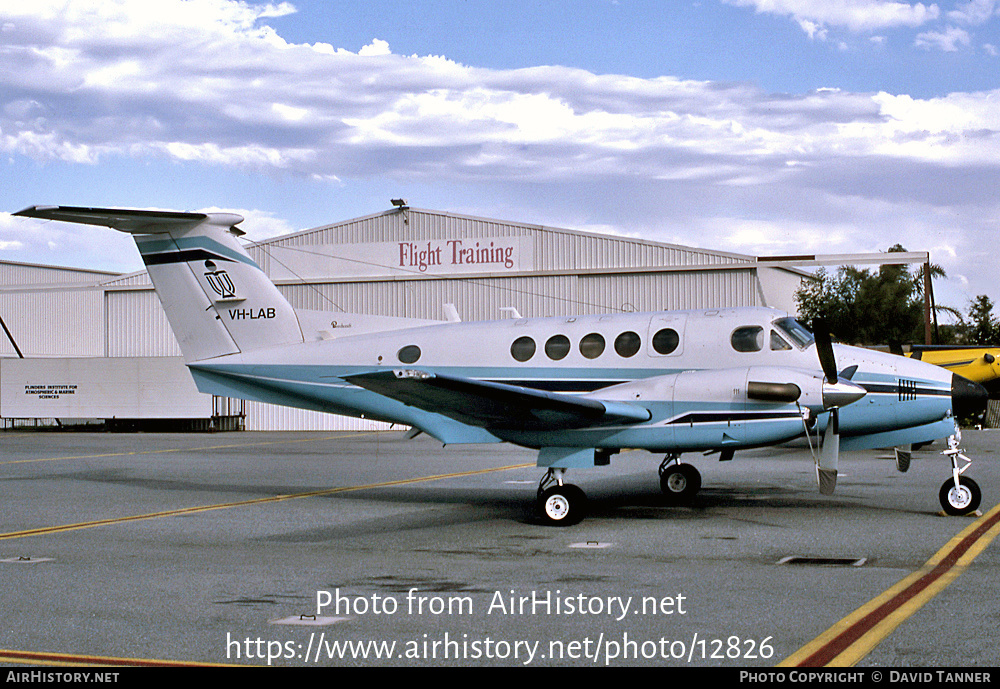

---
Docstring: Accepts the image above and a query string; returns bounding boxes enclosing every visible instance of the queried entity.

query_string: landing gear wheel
[660,463,701,505]
[939,476,981,516]
[537,485,588,526]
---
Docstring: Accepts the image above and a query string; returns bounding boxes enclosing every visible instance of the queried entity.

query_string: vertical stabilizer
[13,206,304,362]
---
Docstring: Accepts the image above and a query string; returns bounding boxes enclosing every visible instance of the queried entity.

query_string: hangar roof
[98,206,776,289]
[0,259,119,290]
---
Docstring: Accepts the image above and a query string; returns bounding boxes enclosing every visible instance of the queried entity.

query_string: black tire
[537,485,588,526]
[939,476,981,516]
[660,463,701,505]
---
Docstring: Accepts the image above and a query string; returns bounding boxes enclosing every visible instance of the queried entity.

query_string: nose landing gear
[940,436,981,516]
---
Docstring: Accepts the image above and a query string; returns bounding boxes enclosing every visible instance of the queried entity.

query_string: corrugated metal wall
[278,271,757,323]
[243,400,393,431]
[0,262,117,287]
[105,290,182,357]
[0,289,104,357]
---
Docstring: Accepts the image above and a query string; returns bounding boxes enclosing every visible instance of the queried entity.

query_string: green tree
[960,295,1000,345]
[795,246,942,347]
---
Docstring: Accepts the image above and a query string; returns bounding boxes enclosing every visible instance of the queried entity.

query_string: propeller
[810,318,865,495]
[813,318,838,383]
[817,405,840,495]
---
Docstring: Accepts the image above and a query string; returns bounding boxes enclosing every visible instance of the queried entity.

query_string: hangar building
[0,206,806,430]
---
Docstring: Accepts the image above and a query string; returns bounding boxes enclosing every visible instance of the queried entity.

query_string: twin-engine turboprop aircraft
[13,205,989,525]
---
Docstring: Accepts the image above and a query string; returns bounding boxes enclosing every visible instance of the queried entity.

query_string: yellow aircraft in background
[909,347,1000,400]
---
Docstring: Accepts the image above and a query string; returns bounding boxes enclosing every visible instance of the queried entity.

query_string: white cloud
[358,38,391,56]
[725,0,940,34]
[2,1,998,186]
[3,0,996,184]
[914,25,972,51]
[948,0,998,25]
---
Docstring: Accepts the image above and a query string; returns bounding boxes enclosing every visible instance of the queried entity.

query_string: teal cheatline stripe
[135,235,260,268]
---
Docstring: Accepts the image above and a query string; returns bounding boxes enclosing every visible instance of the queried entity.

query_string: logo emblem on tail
[204,260,237,299]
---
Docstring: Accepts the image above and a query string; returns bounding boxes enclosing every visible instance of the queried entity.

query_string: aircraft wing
[345,370,651,431]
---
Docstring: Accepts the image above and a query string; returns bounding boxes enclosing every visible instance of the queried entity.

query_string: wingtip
[13,205,57,217]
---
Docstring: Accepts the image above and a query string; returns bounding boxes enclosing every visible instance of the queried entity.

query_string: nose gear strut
[939,433,981,516]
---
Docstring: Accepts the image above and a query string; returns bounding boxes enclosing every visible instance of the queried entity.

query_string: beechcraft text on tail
[13,205,990,525]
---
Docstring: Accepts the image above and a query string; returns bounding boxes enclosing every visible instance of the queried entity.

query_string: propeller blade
[812,318,839,384]
[894,446,911,473]
[817,408,839,495]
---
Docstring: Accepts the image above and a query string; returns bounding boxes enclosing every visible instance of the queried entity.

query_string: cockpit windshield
[773,317,815,350]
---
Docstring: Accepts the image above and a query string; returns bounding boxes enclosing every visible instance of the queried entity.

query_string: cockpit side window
[772,317,815,350]
[731,326,764,353]
[770,331,792,351]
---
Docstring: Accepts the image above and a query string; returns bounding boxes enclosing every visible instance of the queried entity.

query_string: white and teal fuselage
[187,306,958,464]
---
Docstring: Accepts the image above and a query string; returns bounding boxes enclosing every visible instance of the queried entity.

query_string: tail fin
[14,206,303,362]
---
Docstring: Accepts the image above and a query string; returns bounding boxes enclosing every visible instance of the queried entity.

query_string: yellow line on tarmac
[0,648,236,667]
[779,502,1000,667]
[0,463,534,541]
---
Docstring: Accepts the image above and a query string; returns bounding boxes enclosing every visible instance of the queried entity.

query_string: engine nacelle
[592,366,865,415]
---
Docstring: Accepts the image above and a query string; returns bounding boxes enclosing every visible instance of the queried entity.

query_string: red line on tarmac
[791,505,1000,667]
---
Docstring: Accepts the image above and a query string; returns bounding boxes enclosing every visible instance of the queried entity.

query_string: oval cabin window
[545,335,571,360]
[579,333,605,359]
[731,326,764,353]
[397,345,421,364]
[510,336,536,362]
[651,328,679,355]
[614,331,641,358]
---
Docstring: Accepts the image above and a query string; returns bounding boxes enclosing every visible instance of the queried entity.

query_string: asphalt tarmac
[0,428,997,669]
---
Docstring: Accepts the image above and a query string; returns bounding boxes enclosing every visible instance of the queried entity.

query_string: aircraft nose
[952,373,989,420]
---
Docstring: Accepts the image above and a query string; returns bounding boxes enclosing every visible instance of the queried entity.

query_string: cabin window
[510,336,536,362]
[579,333,606,359]
[651,328,680,355]
[545,334,571,360]
[770,331,792,351]
[614,331,641,358]
[397,345,421,364]
[731,326,764,352]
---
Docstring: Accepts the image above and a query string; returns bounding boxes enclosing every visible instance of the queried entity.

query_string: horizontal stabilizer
[346,370,651,431]
[14,205,243,235]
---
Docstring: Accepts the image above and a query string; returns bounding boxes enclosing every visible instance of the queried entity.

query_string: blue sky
[3,0,1000,320]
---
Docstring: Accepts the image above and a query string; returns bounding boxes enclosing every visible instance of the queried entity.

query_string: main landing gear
[659,454,701,505]
[535,455,705,526]
[536,468,588,526]
[939,435,981,516]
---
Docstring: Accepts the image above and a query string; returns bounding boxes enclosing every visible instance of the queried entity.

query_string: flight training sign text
[398,239,517,273]
[263,236,533,281]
